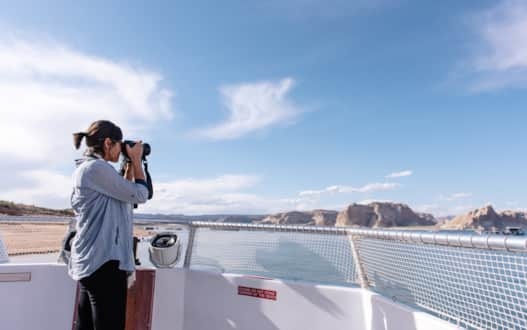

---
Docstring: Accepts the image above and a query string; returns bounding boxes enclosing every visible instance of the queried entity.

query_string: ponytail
[73,132,87,150]
[73,120,123,156]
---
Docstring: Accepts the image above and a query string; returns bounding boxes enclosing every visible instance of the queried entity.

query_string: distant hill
[216,214,266,223]
[258,203,435,228]
[260,210,338,226]
[442,205,527,231]
[11,199,527,231]
[134,213,265,223]
[0,201,73,217]
[335,202,436,228]
[0,200,437,228]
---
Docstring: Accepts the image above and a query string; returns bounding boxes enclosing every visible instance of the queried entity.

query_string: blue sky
[0,0,526,216]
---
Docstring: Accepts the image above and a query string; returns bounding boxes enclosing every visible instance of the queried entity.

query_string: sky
[0,0,526,216]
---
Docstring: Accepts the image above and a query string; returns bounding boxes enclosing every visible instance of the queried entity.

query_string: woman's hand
[125,141,146,182]
[126,141,143,163]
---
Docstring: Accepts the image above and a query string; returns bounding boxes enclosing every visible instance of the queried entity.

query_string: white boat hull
[0,263,458,330]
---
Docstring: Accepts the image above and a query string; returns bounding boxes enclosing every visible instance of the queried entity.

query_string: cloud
[466,0,527,90]
[440,192,473,201]
[141,174,383,215]
[358,199,394,205]
[0,170,72,209]
[298,190,325,197]
[0,38,173,162]
[299,182,400,197]
[416,192,475,216]
[195,78,302,140]
[0,38,174,207]
[385,170,412,179]
[328,183,400,193]
[139,174,304,215]
[414,203,475,217]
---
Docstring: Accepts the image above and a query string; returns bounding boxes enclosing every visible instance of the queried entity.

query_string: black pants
[76,260,128,330]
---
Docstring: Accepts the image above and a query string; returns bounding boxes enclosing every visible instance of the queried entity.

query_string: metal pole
[183,226,196,268]
[348,232,368,289]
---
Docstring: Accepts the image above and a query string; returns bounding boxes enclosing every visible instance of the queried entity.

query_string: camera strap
[143,160,154,200]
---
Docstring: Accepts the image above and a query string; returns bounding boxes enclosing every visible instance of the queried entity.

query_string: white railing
[178,222,527,330]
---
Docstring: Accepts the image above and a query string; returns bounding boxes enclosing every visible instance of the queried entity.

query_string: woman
[69,120,149,330]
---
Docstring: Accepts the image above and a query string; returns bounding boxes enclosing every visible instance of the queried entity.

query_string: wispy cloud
[139,174,320,215]
[465,0,527,91]
[195,78,302,140]
[139,174,395,215]
[141,176,403,215]
[139,174,265,214]
[327,183,400,193]
[385,170,412,179]
[358,199,394,205]
[0,38,173,161]
[0,37,174,207]
[299,182,400,197]
[440,192,473,201]
[415,203,475,217]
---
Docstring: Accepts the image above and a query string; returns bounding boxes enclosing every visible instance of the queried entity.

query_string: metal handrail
[185,221,527,252]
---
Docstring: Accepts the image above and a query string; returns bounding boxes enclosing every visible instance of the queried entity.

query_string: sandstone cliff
[260,210,338,226]
[335,202,436,228]
[216,215,266,223]
[442,205,527,231]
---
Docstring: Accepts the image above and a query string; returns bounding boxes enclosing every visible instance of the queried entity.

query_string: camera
[119,139,154,201]
[121,140,151,160]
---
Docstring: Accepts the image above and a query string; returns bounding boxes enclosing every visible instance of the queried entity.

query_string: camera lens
[121,140,150,159]
[143,143,151,157]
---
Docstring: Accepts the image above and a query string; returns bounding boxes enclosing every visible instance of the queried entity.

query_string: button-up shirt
[68,156,148,280]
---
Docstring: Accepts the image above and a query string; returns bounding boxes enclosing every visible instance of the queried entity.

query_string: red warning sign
[238,286,277,301]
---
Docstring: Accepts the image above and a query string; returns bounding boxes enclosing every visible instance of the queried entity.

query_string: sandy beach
[0,222,149,256]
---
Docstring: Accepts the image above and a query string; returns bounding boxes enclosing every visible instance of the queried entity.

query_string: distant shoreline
[0,220,149,257]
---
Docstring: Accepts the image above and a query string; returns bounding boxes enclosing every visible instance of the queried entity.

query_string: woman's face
[103,138,122,162]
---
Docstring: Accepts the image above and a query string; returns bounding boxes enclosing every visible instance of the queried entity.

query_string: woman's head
[73,120,123,162]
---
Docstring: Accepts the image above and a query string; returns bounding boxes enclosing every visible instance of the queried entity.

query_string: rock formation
[335,202,436,228]
[442,205,527,231]
[260,210,337,226]
[216,215,265,223]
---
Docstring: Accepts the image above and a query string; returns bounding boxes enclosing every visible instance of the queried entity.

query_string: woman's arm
[83,161,149,204]
[124,162,134,181]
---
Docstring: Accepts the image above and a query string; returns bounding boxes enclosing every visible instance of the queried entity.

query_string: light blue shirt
[68,156,149,280]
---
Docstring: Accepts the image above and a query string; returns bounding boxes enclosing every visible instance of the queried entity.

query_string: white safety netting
[189,227,357,285]
[185,224,527,330]
[356,238,527,330]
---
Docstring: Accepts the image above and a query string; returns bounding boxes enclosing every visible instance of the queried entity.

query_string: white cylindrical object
[149,233,180,268]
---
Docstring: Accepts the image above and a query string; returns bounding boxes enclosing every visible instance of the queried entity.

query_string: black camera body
[121,140,151,160]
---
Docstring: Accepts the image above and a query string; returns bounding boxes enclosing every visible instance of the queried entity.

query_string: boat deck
[0,264,457,330]
[1,221,526,329]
